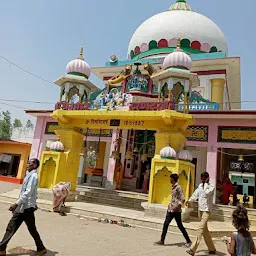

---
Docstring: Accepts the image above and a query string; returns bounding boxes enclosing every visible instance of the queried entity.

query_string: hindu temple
[18,0,256,212]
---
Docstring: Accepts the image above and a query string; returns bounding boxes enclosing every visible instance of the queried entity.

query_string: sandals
[186,249,195,256]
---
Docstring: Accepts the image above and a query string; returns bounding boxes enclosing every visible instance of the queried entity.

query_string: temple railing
[129,101,176,111]
[55,101,91,110]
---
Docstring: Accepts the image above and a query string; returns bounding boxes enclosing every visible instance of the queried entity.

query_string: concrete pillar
[206,146,217,204]
[77,156,85,185]
[210,78,225,110]
[105,129,118,190]
[30,117,45,159]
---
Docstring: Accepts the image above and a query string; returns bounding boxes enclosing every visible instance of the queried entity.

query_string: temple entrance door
[137,158,152,190]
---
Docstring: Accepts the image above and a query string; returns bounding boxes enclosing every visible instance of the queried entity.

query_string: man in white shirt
[186,172,216,255]
[0,158,46,256]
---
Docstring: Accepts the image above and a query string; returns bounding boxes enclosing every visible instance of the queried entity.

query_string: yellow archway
[39,109,195,207]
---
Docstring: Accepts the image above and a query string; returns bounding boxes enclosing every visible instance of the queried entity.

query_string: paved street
[0,201,228,256]
[0,182,20,194]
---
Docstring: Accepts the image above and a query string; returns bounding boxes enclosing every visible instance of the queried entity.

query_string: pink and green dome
[66,47,91,79]
[163,41,192,70]
[128,0,228,60]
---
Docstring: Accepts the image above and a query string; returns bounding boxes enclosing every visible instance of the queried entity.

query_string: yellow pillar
[155,130,186,154]
[211,78,225,110]
[55,128,84,190]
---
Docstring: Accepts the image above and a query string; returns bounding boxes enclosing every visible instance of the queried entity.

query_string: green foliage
[0,111,34,139]
[25,119,34,130]
[13,119,23,129]
[0,111,12,139]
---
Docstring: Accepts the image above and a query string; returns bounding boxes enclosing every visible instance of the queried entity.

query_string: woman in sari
[222,174,234,205]
[115,160,123,190]
[52,182,71,215]
[142,164,150,194]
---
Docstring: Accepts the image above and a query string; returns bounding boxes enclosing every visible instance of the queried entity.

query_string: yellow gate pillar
[55,128,84,191]
[211,78,225,110]
[155,130,186,153]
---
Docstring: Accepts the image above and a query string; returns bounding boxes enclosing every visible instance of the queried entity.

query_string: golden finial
[79,46,84,60]
[177,35,181,48]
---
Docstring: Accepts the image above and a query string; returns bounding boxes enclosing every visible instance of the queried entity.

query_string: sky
[0,0,254,124]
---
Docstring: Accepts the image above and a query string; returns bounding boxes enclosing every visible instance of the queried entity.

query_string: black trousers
[161,211,191,243]
[0,208,45,252]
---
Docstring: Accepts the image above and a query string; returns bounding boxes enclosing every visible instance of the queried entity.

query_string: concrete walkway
[0,181,20,194]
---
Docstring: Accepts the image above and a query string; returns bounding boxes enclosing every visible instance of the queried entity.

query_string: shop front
[0,140,31,184]
[188,111,256,205]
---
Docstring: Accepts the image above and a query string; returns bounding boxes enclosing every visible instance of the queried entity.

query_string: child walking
[227,205,256,255]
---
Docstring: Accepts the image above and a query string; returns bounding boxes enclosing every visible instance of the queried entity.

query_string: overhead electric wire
[0,98,54,104]
[0,98,256,106]
[0,55,54,85]
[0,55,255,106]
[0,102,26,110]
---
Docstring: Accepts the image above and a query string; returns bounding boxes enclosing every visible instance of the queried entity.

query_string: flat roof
[25,109,256,120]
[0,139,31,146]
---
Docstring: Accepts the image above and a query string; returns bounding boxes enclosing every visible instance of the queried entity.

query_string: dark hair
[30,158,40,168]
[232,206,250,231]
[201,172,209,179]
[170,174,179,183]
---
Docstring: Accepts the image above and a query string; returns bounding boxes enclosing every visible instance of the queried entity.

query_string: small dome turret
[177,149,193,161]
[163,39,192,70]
[66,47,91,79]
[160,145,177,159]
[50,141,64,152]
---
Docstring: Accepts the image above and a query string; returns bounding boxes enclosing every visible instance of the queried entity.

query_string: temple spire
[177,36,181,48]
[169,0,192,11]
[79,46,84,60]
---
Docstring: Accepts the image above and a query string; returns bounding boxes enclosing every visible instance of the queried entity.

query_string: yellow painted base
[148,155,195,206]
[38,129,84,191]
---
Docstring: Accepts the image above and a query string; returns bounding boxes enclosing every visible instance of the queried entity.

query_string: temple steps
[76,186,147,211]
[191,204,256,226]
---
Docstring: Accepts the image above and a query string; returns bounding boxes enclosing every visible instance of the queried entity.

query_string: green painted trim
[50,149,64,152]
[106,52,226,67]
[165,66,188,70]
[132,47,204,60]
[218,127,256,144]
[160,157,176,160]
[179,159,192,163]
[68,72,88,79]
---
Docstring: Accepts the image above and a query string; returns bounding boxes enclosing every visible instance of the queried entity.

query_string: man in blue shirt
[0,158,46,256]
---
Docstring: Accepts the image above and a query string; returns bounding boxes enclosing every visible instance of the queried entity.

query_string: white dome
[50,141,64,152]
[163,46,192,70]
[160,145,176,159]
[66,47,91,78]
[128,6,227,59]
[177,149,193,161]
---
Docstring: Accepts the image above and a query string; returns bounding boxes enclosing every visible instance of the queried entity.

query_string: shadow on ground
[197,250,226,256]
[158,244,227,256]
[8,246,58,255]
[164,242,185,247]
